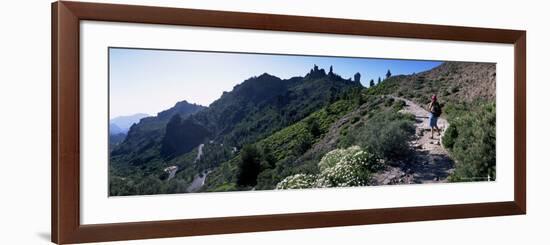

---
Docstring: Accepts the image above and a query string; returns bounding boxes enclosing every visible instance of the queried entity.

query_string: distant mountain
[157,100,207,121]
[109,123,124,135]
[109,113,149,135]
[110,101,206,160]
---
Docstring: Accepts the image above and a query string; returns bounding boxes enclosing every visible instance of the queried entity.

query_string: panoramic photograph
[108,48,496,196]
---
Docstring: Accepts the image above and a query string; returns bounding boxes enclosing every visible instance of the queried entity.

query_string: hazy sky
[109,48,442,118]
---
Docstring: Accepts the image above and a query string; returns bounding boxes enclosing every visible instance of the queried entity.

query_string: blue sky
[109,48,442,118]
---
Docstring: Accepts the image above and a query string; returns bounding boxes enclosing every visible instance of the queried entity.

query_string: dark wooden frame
[51,1,526,244]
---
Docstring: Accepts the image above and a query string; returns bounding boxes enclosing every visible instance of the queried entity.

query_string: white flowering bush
[315,148,378,188]
[276,146,381,189]
[318,145,361,171]
[276,173,317,189]
[315,161,366,187]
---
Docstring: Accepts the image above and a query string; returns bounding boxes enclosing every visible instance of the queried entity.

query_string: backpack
[432,102,442,117]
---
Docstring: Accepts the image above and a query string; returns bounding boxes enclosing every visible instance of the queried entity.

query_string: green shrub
[444,102,496,181]
[442,123,458,148]
[392,100,407,111]
[305,117,322,137]
[293,135,313,155]
[374,120,415,159]
[342,111,415,160]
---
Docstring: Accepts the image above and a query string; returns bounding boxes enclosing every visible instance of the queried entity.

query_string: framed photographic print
[51,1,526,244]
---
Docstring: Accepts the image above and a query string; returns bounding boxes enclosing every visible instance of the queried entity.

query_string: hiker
[428,95,442,139]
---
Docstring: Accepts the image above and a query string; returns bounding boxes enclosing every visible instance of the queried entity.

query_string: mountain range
[109,113,149,135]
[109,62,496,196]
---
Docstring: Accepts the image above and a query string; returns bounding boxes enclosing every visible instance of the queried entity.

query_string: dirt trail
[371,96,455,185]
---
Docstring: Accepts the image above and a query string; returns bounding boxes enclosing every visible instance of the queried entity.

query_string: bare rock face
[354,72,361,83]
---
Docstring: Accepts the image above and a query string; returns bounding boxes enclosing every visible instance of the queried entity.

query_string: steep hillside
[191,66,362,147]
[203,98,364,191]
[110,61,497,196]
[365,62,497,182]
[109,65,363,196]
[204,61,497,192]
[288,62,496,173]
[369,62,496,106]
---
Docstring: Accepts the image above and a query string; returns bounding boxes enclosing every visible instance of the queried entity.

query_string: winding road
[165,166,178,181]
[185,143,210,192]
[195,144,204,162]
[186,170,210,193]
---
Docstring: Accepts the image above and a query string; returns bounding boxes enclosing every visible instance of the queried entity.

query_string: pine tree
[369,79,375,87]
[236,144,262,186]
[378,77,381,84]
[386,69,392,79]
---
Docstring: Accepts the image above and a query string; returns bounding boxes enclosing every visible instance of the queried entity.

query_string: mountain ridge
[109,65,364,195]
[109,61,496,196]
[110,100,206,163]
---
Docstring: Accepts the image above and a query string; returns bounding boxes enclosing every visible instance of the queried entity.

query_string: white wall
[0,0,546,244]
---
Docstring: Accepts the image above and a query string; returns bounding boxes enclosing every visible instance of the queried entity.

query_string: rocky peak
[306,64,327,80]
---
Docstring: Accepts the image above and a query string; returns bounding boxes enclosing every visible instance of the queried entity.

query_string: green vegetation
[236,145,262,186]
[260,100,357,162]
[340,99,416,161]
[109,141,237,196]
[443,101,496,181]
[205,98,362,191]
[110,61,497,196]
[205,93,418,192]
[110,66,363,196]
[363,62,497,183]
